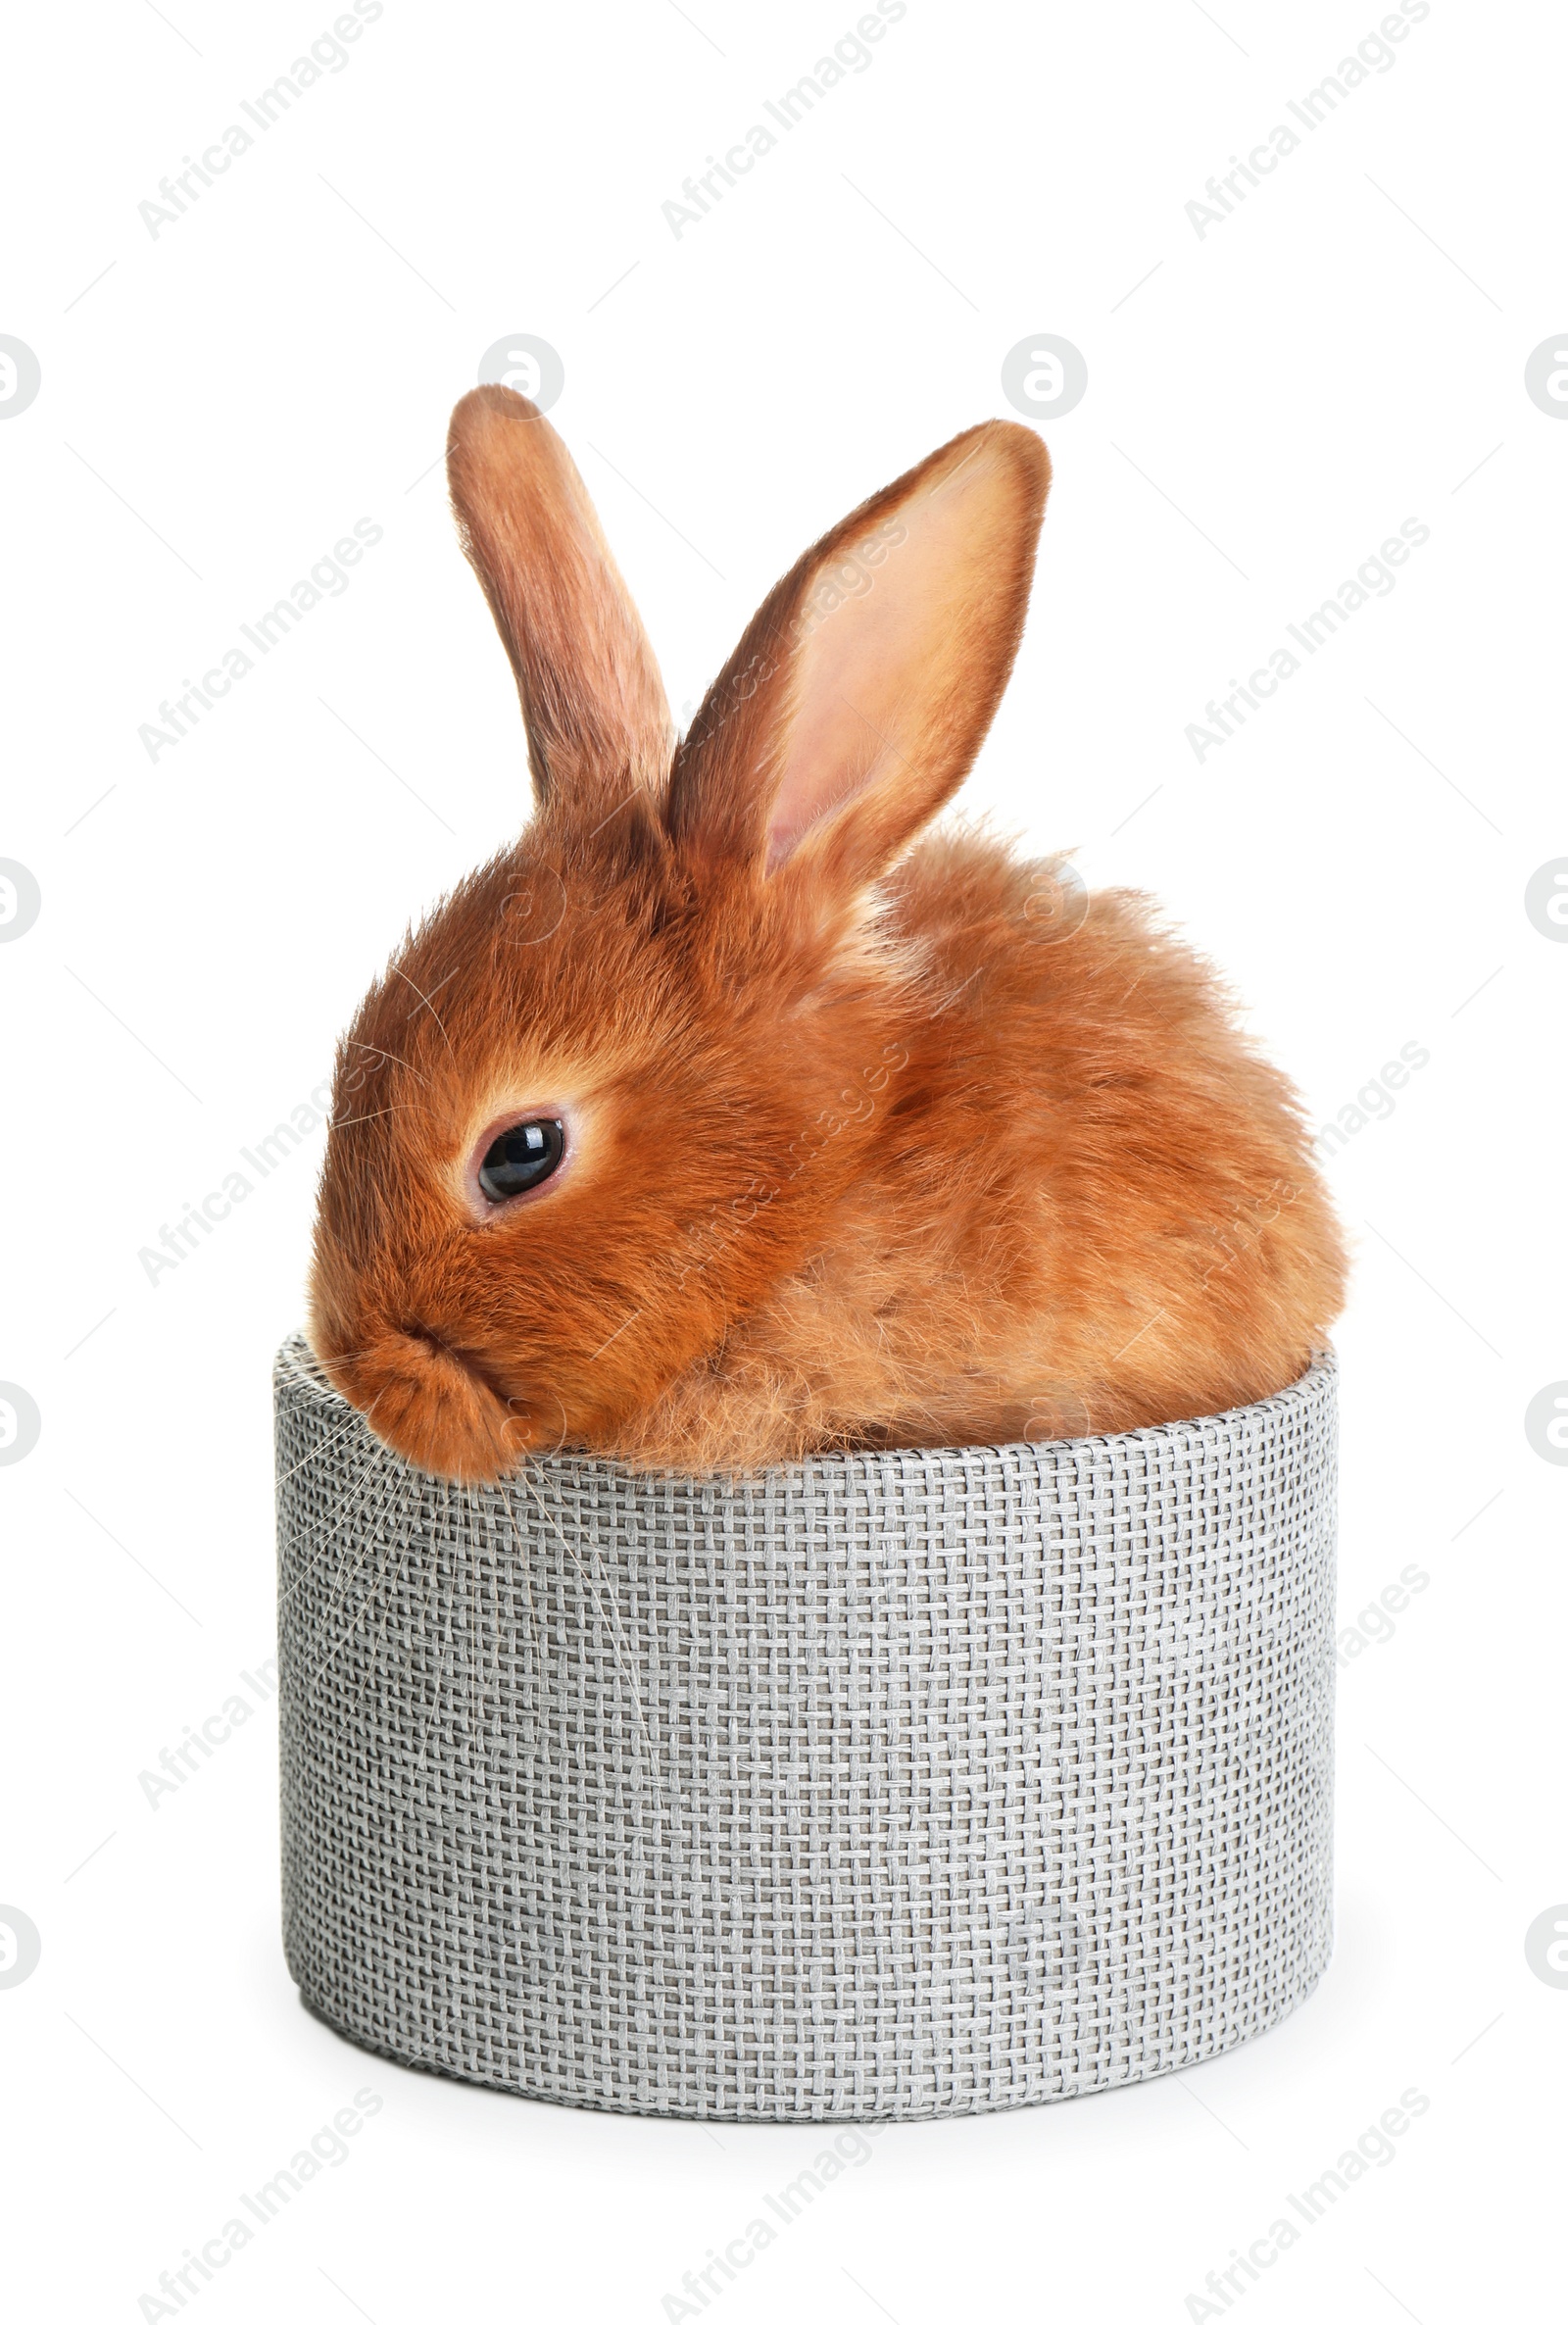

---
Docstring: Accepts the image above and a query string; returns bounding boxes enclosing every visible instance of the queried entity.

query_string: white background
[3,0,1563,2317]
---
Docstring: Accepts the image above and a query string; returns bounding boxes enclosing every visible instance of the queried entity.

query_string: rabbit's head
[308,388,1049,1479]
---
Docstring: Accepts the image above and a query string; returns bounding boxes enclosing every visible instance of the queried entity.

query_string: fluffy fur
[309,388,1346,1481]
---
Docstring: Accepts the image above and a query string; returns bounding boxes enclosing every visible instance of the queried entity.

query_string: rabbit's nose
[321,1328,530,1486]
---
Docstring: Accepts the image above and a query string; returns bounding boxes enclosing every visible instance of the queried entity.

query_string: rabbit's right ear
[447,386,674,820]
[665,420,1049,902]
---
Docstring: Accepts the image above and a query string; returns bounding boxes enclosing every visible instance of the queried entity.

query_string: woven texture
[274,1334,1337,2121]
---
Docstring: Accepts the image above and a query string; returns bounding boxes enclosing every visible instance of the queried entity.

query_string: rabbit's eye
[476,1118,565,1202]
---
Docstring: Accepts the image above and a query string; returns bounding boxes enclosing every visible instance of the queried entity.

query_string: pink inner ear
[764,574,913,868]
[763,447,1018,872]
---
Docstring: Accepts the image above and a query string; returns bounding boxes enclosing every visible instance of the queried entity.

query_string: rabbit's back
[870,826,1347,1436]
[606,829,1346,1469]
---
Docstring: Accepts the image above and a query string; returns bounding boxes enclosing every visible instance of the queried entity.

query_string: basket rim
[273,1331,1336,1492]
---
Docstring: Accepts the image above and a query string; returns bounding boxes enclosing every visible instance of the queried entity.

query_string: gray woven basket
[274,1334,1337,2122]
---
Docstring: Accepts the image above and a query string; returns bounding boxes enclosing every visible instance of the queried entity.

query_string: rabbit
[307,385,1347,1482]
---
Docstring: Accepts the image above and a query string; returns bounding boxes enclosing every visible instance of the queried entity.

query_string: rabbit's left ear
[447,385,674,819]
[666,420,1049,895]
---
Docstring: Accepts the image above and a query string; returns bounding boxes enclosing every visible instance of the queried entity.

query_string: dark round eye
[476,1117,565,1203]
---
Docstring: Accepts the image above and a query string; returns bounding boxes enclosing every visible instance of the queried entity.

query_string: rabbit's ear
[447,386,674,817]
[666,421,1049,893]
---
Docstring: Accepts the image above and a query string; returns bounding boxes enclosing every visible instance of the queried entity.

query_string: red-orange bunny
[308,387,1346,1481]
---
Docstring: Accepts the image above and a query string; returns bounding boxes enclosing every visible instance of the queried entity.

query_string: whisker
[297,1394,394,1569]
[408,1485,461,1789]
[277,1341,375,1404]
[515,1462,664,1829]
[280,1393,395,1620]
[332,1105,429,1127]
[389,963,456,1056]
[306,1455,404,1694]
[344,1508,415,1719]
[502,1489,547,1744]
[273,1410,365,1490]
[347,1039,430,1087]
[286,1429,388,1603]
